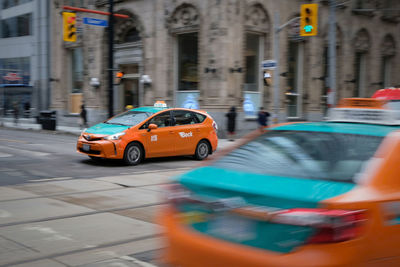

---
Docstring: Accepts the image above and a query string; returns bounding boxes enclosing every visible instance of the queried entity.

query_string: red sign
[4,72,22,81]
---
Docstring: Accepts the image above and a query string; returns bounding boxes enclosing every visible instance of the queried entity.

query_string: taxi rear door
[140,111,176,157]
[171,110,201,155]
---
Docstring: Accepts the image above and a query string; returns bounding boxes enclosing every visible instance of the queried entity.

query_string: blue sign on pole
[261,60,277,70]
[83,17,108,27]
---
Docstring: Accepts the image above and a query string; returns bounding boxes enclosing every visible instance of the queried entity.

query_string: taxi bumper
[159,207,365,267]
[76,136,123,159]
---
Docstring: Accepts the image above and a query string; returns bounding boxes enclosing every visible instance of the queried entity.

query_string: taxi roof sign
[337,98,387,109]
[328,98,400,125]
[154,101,167,108]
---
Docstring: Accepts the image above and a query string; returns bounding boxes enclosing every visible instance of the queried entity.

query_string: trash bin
[39,110,57,130]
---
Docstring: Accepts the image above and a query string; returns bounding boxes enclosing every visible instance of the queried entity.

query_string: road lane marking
[28,177,73,182]
[120,256,158,267]
[0,152,12,157]
[0,138,30,144]
[119,167,191,175]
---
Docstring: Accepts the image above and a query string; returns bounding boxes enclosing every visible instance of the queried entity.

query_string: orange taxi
[159,98,400,266]
[77,103,218,165]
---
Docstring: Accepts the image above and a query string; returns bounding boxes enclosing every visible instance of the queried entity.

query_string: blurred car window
[106,111,151,126]
[147,111,172,127]
[213,130,383,183]
[173,110,197,125]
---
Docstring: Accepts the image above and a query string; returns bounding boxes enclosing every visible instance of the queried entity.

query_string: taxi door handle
[169,131,174,134]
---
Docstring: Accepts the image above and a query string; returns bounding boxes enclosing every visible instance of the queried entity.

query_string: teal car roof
[271,122,400,137]
[132,106,167,113]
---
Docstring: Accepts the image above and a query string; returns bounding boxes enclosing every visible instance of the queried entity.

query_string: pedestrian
[13,102,19,125]
[80,103,88,129]
[257,107,270,132]
[24,101,30,118]
[225,106,237,141]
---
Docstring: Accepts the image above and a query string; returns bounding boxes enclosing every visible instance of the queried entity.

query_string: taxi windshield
[105,111,151,126]
[213,130,383,183]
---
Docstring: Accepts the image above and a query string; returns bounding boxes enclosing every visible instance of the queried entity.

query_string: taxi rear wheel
[195,140,210,160]
[123,142,143,166]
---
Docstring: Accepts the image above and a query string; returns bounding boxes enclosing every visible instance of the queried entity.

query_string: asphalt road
[0,128,234,266]
[0,128,201,186]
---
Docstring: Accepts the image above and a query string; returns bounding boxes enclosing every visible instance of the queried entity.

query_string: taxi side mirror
[148,123,158,132]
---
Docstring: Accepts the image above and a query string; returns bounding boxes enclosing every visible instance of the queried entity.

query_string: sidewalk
[1,117,86,136]
[0,117,237,149]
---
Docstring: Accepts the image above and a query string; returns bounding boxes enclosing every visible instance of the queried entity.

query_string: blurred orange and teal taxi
[160,98,400,266]
[77,102,218,165]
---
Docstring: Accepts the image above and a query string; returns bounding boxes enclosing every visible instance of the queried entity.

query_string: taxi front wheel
[195,140,210,160]
[123,142,143,166]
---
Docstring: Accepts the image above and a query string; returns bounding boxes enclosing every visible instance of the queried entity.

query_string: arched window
[354,29,370,97]
[123,27,141,43]
[381,35,396,88]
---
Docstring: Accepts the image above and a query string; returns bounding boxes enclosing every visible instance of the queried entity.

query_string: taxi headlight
[81,128,87,136]
[104,132,126,140]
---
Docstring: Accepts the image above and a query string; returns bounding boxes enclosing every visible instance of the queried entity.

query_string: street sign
[262,60,277,70]
[83,17,108,27]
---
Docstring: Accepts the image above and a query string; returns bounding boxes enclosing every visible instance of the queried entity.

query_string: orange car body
[159,98,400,266]
[77,107,218,163]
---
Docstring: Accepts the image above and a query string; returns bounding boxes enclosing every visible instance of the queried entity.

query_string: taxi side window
[173,110,197,126]
[193,112,206,123]
[143,112,172,128]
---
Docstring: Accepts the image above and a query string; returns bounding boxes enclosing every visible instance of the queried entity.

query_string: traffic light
[300,4,318,36]
[115,71,124,85]
[63,12,77,42]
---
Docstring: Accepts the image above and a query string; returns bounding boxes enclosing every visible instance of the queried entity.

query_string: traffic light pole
[328,0,337,107]
[62,4,128,118]
[108,0,114,118]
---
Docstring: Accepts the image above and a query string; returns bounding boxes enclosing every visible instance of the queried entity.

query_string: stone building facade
[51,0,400,136]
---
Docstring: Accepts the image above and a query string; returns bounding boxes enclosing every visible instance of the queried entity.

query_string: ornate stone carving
[114,10,143,44]
[381,35,396,56]
[167,4,200,33]
[244,3,269,33]
[354,29,370,52]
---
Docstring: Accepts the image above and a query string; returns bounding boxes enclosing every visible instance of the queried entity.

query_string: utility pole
[328,0,337,107]
[108,0,114,118]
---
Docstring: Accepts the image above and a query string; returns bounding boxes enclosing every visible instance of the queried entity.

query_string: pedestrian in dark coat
[80,104,88,129]
[257,107,270,132]
[13,102,19,125]
[225,106,237,141]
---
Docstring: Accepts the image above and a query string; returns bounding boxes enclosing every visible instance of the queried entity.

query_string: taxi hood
[85,123,130,135]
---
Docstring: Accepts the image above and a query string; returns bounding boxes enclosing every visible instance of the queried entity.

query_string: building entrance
[118,64,140,111]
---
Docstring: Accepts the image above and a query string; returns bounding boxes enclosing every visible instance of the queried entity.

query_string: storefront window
[71,48,83,93]
[1,13,31,38]
[178,32,198,91]
[244,33,260,91]
[382,56,393,88]
[0,57,30,85]
[287,42,298,117]
[2,0,32,9]
[354,52,366,97]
